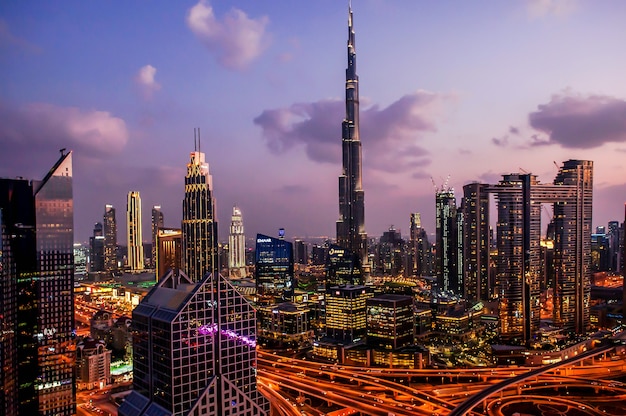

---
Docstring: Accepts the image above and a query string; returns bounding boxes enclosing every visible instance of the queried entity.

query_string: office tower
[591,231,610,271]
[462,183,491,302]
[257,302,314,350]
[336,4,367,267]
[118,270,269,416]
[182,141,218,282]
[74,243,88,278]
[228,206,246,278]
[366,294,414,350]
[156,228,182,280]
[255,233,294,302]
[89,222,105,272]
[0,151,75,416]
[126,191,144,270]
[552,160,593,334]
[376,226,404,276]
[435,188,459,293]
[151,205,164,268]
[407,213,421,277]
[490,160,593,342]
[608,220,620,272]
[492,174,541,344]
[294,239,308,265]
[326,244,362,288]
[325,284,372,344]
[103,204,117,271]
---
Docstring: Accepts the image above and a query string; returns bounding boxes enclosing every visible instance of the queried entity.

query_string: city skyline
[1,1,626,244]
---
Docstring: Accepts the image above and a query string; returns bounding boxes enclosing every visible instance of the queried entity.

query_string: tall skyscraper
[336,4,367,267]
[435,188,459,294]
[228,206,246,278]
[408,213,421,277]
[1,151,75,416]
[127,191,144,271]
[462,183,491,302]
[103,204,117,271]
[491,160,593,342]
[552,160,593,334]
[89,222,105,272]
[492,174,540,343]
[182,138,218,282]
[118,270,269,416]
[151,205,164,268]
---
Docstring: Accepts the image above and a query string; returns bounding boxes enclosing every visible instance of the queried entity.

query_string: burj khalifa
[336,4,367,267]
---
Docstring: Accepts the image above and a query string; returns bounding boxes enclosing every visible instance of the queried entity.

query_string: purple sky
[1,0,625,244]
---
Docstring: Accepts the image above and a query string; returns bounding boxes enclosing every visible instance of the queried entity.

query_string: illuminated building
[326,244,362,289]
[491,160,593,342]
[255,233,294,301]
[0,151,75,416]
[414,309,433,338]
[182,137,218,282]
[151,205,163,268]
[552,160,593,334]
[127,191,144,271]
[433,308,483,342]
[336,4,367,268]
[435,188,459,293]
[257,302,314,349]
[75,337,111,391]
[156,227,182,279]
[366,294,414,350]
[607,220,620,272]
[325,284,372,344]
[89,222,104,272]
[591,231,610,271]
[103,204,117,271]
[492,173,540,343]
[118,269,269,416]
[228,206,246,278]
[74,243,88,278]
[375,226,404,276]
[462,183,491,302]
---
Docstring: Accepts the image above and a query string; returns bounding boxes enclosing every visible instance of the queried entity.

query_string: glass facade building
[325,284,372,344]
[118,270,268,416]
[0,151,75,416]
[254,234,294,302]
[228,206,246,278]
[151,205,164,269]
[435,188,459,294]
[326,244,362,289]
[366,294,414,350]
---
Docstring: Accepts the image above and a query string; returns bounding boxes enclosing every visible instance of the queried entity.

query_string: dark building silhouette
[89,222,105,272]
[0,151,75,416]
[326,244,362,289]
[103,204,117,271]
[462,183,491,302]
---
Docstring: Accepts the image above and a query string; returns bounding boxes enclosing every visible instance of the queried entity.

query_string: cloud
[186,0,269,70]
[491,136,509,147]
[254,90,446,173]
[0,101,129,172]
[528,93,626,149]
[134,64,161,99]
[527,0,577,18]
[0,19,39,52]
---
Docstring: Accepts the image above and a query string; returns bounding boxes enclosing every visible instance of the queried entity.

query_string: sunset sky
[1,0,625,244]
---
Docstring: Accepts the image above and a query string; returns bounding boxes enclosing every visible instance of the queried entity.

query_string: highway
[449,340,615,416]
[258,340,626,416]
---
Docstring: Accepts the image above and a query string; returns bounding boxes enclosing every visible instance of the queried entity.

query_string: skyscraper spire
[337,3,367,269]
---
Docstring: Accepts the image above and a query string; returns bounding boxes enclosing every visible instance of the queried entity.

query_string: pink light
[197,324,257,347]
